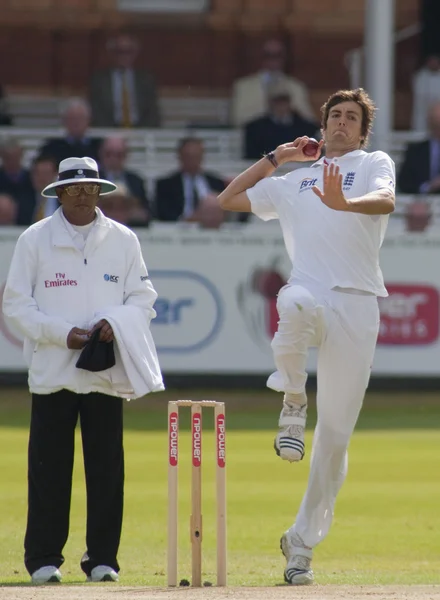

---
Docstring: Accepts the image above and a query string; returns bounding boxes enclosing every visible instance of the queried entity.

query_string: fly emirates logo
[45,273,78,288]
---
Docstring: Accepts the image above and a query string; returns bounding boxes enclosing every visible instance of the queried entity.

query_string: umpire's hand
[67,327,90,349]
[88,319,115,343]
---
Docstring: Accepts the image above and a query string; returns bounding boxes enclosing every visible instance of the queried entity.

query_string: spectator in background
[0,139,31,197]
[99,136,150,217]
[420,0,440,62]
[31,156,59,223]
[98,183,149,228]
[230,38,315,128]
[0,193,17,225]
[89,32,160,129]
[0,138,35,224]
[386,197,433,235]
[0,84,13,126]
[38,98,102,166]
[405,199,432,232]
[244,81,319,160]
[411,54,440,132]
[398,101,440,194]
[154,137,228,224]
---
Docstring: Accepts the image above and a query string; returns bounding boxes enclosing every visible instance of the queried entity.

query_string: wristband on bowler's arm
[264,151,279,169]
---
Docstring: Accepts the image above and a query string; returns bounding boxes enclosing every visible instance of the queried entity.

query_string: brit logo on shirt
[343,171,356,191]
[299,177,318,193]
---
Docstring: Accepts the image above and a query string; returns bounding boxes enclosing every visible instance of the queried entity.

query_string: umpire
[2,157,163,584]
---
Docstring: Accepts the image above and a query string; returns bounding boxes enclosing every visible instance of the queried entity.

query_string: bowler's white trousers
[268,283,380,549]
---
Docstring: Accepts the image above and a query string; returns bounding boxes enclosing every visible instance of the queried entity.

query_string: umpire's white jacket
[2,207,164,398]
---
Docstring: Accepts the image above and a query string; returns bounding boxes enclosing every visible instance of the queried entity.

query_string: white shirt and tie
[111,69,139,127]
[181,174,211,218]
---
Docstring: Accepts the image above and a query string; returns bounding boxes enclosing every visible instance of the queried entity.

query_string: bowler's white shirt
[247,150,395,297]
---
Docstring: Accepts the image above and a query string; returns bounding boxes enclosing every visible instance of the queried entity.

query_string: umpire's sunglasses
[64,184,100,196]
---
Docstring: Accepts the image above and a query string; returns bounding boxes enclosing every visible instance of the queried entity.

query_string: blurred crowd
[0,30,440,233]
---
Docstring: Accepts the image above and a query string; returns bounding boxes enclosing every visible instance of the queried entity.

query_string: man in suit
[411,54,440,133]
[30,156,59,223]
[0,194,17,225]
[231,38,315,128]
[89,32,160,128]
[0,84,13,126]
[397,101,440,194]
[38,98,102,166]
[244,81,319,159]
[154,137,228,226]
[420,0,440,60]
[0,138,34,225]
[98,183,149,228]
[98,136,150,218]
[0,154,59,226]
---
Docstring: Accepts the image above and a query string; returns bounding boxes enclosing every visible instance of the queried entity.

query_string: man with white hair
[99,136,150,213]
[38,98,102,166]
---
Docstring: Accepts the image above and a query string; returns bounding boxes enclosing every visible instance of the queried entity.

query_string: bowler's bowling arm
[346,189,396,215]
[218,157,277,213]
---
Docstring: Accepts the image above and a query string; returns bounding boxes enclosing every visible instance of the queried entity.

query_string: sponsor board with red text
[192,412,202,467]
[169,412,178,467]
[378,284,439,345]
[216,413,226,468]
[1,225,440,375]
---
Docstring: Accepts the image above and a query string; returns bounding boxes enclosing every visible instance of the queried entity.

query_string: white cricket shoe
[87,565,119,582]
[31,565,62,584]
[274,401,306,462]
[280,530,314,585]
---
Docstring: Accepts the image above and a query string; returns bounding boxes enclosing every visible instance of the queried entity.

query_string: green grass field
[0,387,439,588]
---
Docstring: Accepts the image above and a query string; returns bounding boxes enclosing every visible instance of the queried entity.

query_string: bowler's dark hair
[321,88,376,148]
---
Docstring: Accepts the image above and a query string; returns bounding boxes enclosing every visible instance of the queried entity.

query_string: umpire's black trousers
[24,390,124,576]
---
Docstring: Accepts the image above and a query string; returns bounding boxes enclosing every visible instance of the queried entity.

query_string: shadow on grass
[0,581,85,586]
[0,387,439,431]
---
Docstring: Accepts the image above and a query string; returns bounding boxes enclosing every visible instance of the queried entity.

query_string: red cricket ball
[303,138,320,157]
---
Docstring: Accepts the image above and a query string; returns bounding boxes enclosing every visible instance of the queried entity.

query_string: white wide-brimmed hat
[42,157,118,198]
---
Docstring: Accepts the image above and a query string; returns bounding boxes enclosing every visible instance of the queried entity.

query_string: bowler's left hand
[89,319,114,343]
[312,163,350,211]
